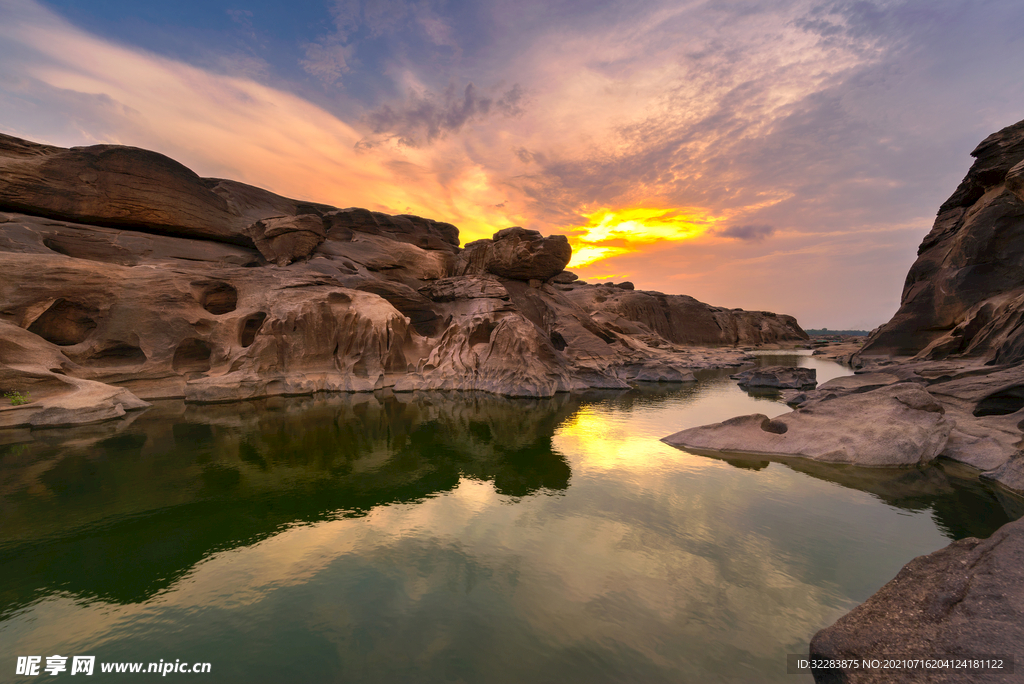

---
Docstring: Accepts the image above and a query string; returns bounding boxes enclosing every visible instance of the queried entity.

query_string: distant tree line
[804,328,869,336]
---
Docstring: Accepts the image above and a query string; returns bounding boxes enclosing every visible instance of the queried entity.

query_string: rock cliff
[859,118,1024,363]
[663,119,1024,497]
[656,118,1024,682]
[0,133,806,428]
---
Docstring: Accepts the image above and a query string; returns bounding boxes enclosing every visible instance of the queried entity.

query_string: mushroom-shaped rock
[456,227,572,281]
[488,227,571,280]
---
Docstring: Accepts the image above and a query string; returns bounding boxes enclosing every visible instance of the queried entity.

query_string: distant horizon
[2,0,1023,330]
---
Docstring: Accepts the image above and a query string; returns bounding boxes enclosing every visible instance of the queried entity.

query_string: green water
[1,355,1020,683]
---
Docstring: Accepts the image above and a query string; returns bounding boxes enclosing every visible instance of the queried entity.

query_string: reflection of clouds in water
[3,371,1012,683]
[1,469,841,680]
[2,456,856,679]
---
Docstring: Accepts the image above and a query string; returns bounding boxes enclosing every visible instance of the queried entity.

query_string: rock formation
[662,118,1024,497]
[659,118,1024,682]
[0,133,807,428]
[663,384,953,467]
[811,516,1024,684]
[730,365,817,390]
[859,119,1024,363]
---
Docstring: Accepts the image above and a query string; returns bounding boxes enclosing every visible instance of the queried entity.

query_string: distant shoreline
[804,329,869,336]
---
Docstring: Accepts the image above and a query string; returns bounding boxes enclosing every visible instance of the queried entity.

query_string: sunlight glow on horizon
[566,207,721,268]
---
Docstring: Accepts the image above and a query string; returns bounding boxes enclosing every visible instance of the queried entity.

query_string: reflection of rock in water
[697,450,1022,541]
[0,391,577,616]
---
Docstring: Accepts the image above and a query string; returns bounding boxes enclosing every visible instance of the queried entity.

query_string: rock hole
[550,330,568,351]
[172,338,212,373]
[191,281,238,315]
[760,418,788,434]
[469,320,495,346]
[974,386,1024,417]
[42,237,74,257]
[239,312,267,347]
[27,299,98,345]
[85,343,146,367]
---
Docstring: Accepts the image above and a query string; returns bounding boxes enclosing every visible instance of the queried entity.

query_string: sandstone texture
[749,119,1024,682]
[0,133,807,428]
[662,119,1024,497]
[810,515,1024,684]
[859,119,1024,364]
[662,383,953,467]
[730,365,817,390]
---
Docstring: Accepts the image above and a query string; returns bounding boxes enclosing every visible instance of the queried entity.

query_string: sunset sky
[2,0,1023,329]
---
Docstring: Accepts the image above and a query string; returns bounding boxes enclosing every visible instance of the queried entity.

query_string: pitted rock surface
[0,132,807,428]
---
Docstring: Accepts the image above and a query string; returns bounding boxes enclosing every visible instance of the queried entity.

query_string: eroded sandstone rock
[731,365,816,390]
[662,383,953,467]
[563,285,808,346]
[455,226,572,280]
[0,134,808,427]
[243,214,326,265]
[859,118,1024,363]
[0,133,246,244]
[810,516,1024,684]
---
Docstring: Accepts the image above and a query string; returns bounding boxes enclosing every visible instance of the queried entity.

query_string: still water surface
[1,354,1021,682]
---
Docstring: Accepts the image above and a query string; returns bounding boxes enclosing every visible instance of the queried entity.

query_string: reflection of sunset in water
[2,361,1018,683]
[555,405,689,473]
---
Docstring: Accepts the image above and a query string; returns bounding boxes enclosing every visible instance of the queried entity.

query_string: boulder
[456,226,572,281]
[243,214,326,265]
[662,383,954,467]
[0,133,247,244]
[550,271,579,284]
[621,363,696,383]
[731,365,817,389]
[564,286,809,346]
[810,516,1024,684]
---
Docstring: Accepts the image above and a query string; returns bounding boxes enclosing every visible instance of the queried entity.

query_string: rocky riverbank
[0,133,807,429]
[663,117,1024,682]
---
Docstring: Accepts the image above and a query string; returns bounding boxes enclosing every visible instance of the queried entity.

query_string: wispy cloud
[364,82,525,146]
[713,224,776,241]
[0,0,516,235]
[301,40,355,84]
[2,0,1024,328]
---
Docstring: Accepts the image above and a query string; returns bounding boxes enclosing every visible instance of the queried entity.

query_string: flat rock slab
[731,365,817,389]
[782,372,902,407]
[810,516,1024,684]
[662,383,953,467]
[818,372,901,393]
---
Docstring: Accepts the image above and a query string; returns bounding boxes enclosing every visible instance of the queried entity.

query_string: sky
[1,0,1023,329]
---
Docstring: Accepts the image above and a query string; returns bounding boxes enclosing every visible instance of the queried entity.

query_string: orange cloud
[0,1,520,244]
